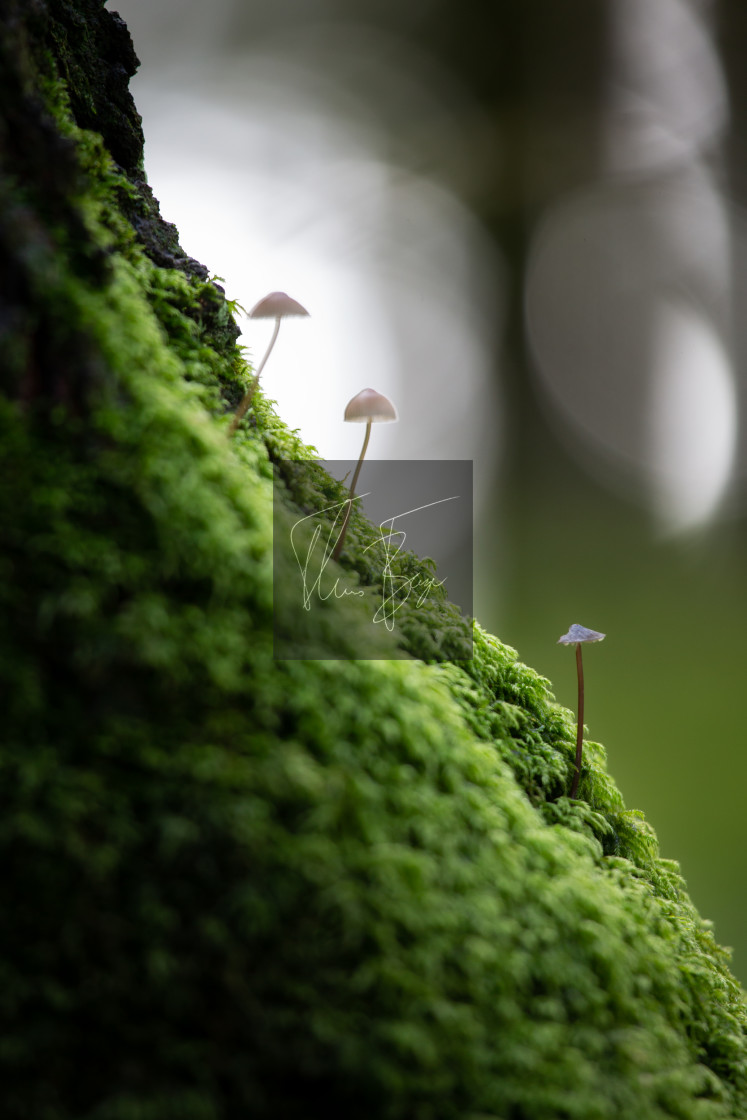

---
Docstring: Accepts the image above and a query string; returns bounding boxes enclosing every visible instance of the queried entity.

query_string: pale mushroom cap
[558,624,606,645]
[248,291,310,319]
[344,387,397,423]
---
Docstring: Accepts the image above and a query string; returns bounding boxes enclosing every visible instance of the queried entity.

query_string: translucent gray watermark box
[273,460,473,660]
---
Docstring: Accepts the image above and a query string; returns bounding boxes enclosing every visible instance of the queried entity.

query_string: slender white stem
[228,316,281,437]
[332,421,371,562]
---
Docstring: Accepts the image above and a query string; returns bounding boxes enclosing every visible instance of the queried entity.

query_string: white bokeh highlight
[648,301,736,532]
[526,0,736,533]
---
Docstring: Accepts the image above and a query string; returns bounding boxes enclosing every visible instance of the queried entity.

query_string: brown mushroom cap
[344,388,397,423]
[248,291,310,319]
[557,624,606,645]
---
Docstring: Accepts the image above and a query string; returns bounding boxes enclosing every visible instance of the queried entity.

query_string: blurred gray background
[110,0,747,980]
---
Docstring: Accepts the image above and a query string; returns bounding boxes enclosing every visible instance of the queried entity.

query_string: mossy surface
[1,2,747,1117]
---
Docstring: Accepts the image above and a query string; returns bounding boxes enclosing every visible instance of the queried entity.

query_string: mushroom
[557,624,605,799]
[331,388,397,562]
[228,291,309,437]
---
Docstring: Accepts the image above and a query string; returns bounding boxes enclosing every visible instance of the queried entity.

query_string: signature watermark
[273,459,473,660]
[290,494,455,631]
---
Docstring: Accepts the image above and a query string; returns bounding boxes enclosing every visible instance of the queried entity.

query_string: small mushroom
[331,388,397,562]
[557,624,605,799]
[228,291,309,437]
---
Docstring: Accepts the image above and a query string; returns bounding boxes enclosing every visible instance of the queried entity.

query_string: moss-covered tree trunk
[2,2,747,1118]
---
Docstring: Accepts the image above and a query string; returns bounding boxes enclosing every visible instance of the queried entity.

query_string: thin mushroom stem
[332,420,371,562]
[227,316,281,437]
[570,642,585,799]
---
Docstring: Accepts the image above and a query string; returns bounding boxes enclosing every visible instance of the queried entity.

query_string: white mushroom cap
[344,388,397,423]
[248,291,310,319]
[557,624,606,645]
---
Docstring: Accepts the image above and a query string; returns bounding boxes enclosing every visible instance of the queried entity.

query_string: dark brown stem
[569,642,585,798]
[227,316,281,437]
[332,421,371,562]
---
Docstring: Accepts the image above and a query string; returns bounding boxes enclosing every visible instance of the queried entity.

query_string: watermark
[273,460,473,660]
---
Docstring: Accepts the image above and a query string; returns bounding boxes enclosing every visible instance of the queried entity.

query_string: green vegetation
[1,2,746,1117]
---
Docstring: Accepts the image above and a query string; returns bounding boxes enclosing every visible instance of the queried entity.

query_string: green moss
[1,3,747,1118]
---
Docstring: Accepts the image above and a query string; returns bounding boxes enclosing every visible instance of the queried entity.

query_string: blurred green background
[111,0,747,981]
